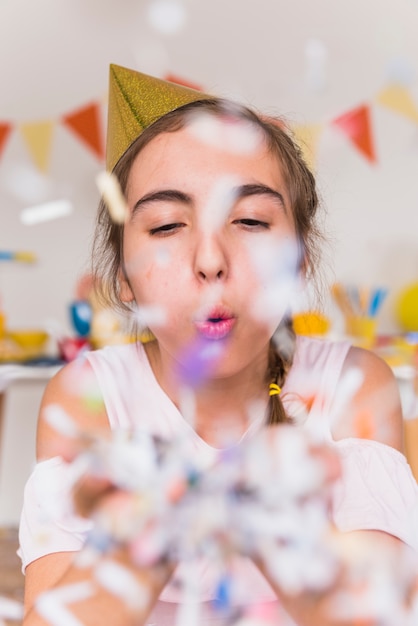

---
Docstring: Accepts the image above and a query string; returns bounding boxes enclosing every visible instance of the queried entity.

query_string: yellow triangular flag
[293,123,323,170]
[20,120,55,172]
[376,84,418,124]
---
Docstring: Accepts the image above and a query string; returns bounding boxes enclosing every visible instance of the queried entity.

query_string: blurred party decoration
[395,282,418,332]
[57,336,90,362]
[0,99,105,172]
[331,283,387,348]
[1,328,50,362]
[292,311,330,337]
[68,273,133,350]
[20,120,55,173]
[69,300,93,338]
[2,66,418,174]
[62,102,105,161]
[293,123,323,170]
[0,122,12,162]
[164,73,204,91]
[7,329,49,351]
[2,71,418,172]
[20,199,73,225]
[0,250,37,263]
[147,0,188,35]
[331,284,388,319]
[376,84,418,124]
[332,104,376,163]
[305,37,328,92]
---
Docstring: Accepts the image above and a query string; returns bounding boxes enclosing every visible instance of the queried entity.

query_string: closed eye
[233,218,270,229]
[149,223,186,236]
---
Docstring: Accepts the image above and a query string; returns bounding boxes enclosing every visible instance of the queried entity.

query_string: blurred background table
[0,362,61,525]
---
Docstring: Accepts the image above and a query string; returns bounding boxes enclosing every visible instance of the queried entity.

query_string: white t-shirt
[18,336,418,623]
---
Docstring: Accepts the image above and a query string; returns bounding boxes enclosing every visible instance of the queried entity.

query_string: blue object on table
[368,288,388,317]
[69,300,92,337]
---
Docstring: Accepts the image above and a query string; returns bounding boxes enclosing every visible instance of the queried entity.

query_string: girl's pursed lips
[194,306,236,339]
[194,317,236,340]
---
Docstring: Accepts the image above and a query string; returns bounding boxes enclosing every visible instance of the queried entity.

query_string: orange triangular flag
[332,104,376,162]
[376,84,418,124]
[62,102,104,160]
[164,73,204,91]
[0,122,12,161]
[20,120,54,172]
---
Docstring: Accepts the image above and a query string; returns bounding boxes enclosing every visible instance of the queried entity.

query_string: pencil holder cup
[345,316,377,349]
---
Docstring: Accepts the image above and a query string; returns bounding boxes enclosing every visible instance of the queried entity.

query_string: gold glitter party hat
[107,64,212,171]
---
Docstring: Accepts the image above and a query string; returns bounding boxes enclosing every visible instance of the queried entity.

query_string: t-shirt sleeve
[18,457,93,572]
[331,438,418,551]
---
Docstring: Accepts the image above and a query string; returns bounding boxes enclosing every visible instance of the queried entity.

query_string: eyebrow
[236,183,287,211]
[132,189,192,214]
[131,183,287,215]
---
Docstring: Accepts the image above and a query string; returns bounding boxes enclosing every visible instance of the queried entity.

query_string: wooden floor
[0,526,24,625]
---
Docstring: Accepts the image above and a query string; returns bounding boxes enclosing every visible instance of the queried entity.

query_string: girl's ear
[118,270,135,303]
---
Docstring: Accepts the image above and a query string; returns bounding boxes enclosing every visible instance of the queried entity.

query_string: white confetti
[4,164,53,204]
[155,245,171,266]
[132,303,167,331]
[187,110,263,155]
[20,199,73,225]
[248,239,300,325]
[94,559,150,610]
[305,38,328,92]
[43,403,79,439]
[0,596,23,621]
[96,171,128,224]
[36,582,94,626]
[147,0,187,35]
[200,175,240,234]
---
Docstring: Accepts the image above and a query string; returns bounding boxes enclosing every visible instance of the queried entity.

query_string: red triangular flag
[0,122,12,161]
[164,73,203,92]
[62,102,104,160]
[332,104,376,163]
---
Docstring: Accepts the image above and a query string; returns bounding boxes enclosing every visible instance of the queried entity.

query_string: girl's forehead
[129,116,283,184]
[126,121,292,221]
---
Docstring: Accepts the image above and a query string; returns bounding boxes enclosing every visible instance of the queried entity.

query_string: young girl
[19,65,418,626]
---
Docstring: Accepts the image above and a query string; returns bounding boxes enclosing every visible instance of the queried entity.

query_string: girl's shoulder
[292,334,351,379]
[36,355,110,461]
[333,344,403,449]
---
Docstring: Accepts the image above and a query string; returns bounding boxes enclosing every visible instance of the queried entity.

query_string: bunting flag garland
[0,122,12,162]
[376,84,418,124]
[20,120,55,173]
[332,104,376,163]
[2,75,418,172]
[293,123,324,170]
[62,101,105,161]
[163,73,204,91]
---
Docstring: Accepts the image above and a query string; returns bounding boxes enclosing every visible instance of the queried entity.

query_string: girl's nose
[193,233,228,282]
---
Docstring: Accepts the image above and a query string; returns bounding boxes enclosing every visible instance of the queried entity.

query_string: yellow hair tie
[269,383,281,396]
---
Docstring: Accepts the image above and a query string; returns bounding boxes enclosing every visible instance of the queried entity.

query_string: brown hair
[92,98,322,425]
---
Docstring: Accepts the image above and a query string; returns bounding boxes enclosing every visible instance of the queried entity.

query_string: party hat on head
[107,64,212,171]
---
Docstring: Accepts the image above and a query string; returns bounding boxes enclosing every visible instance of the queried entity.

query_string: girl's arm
[254,347,413,625]
[256,530,407,626]
[23,360,173,626]
[332,345,404,450]
[24,550,172,626]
